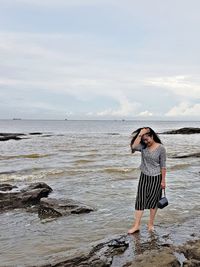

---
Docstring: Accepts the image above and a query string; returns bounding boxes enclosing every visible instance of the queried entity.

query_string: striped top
[132,143,166,176]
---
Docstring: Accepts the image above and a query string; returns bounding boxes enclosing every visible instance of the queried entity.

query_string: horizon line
[0,118,200,122]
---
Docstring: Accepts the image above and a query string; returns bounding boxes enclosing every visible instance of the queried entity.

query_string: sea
[0,119,200,266]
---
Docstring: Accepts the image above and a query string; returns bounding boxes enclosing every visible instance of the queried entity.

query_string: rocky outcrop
[126,247,180,267]
[29,132,43,135]
[180,240,200,266]
[0,133,25,141]
[38,197,95,219]
[171,152,200,159]
[0,184,18,191]
[37,236,200,267]
[0,182,95,218]
[0,182,52,211]
[40,235,129,267]
[162,127,200,134]
[0,132,46,141]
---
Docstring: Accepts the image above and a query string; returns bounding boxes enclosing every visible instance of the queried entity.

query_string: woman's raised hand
[139,128,150,136]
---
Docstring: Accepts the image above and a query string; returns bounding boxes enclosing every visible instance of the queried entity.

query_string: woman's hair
[130,127,162,152]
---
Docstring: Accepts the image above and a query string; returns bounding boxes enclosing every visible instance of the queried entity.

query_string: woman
[128,127,166,234]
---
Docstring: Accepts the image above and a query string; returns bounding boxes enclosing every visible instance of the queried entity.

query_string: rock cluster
[38,197,95,219]
[0,132,49,141]
[162,127,200,134]
[0,133,25,141]
[0,182,52,211]
[0,182,94,218]
[38,234,200,267]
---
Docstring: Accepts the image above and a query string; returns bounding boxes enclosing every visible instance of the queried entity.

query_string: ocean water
[0,119,200,266]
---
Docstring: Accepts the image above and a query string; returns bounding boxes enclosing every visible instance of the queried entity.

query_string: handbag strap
[163,189,166,197]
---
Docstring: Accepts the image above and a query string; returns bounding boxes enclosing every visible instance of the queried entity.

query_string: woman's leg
[128,210,144,234]
[147,175,162,231]
[148,208,157,231]
[128,173,146,234]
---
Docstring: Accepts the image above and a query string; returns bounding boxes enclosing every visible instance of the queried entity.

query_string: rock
[126,248,180,267]
[181,240,200,262]
[29,229,200,267]
[183,259,200,267]
[0,184,18,191]
[171,152,200,159]
[38,197,95,219]
[39,235,129,267]
[162,127,200,134]
[0,133,23,141]
[0,132,46,141]
[29,132,43,135]
[0,182,52,211]
[21,182,53,193]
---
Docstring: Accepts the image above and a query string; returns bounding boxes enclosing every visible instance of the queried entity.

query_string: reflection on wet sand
[129,230,161,255]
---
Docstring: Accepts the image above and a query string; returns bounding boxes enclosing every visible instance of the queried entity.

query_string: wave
[73,159,95,164]
[169,163,191,171]
[106,133,120,135]
[0,168,65,182]
[0,154,53,160]
[103,167,137,174]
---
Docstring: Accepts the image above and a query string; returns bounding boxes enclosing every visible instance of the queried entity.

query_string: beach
[0,119,200,266]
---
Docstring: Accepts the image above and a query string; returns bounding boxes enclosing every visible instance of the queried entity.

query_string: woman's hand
[161,180,166,189]
[139,128,150,136]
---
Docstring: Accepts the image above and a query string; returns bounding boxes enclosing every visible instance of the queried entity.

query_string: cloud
[166,102,200,117]
[96,97,141,117]
[1,10,200,120]
[146,76,200,99]
[139,111,153,117]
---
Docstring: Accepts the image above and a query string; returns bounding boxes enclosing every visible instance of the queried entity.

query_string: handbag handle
[162,189,166,197]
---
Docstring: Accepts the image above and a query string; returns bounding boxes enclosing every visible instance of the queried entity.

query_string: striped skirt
[135,172,162,210]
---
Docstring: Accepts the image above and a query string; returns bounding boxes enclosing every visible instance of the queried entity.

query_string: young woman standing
[128,127,166,234]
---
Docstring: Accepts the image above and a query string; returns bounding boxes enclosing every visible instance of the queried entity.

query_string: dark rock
[0,133,25,136]
[126,247,180,267]
[0,134,22,141]
[38,197,94,219]
[171,153,200,159]
[162,127,200,134]
[0,182,52,211]
[183,259,200,267]
[0,184,18,191]
[29,132,43,135]
[40,235,129,267]
[0,132,25,141]
[181,240,200,262]
[21,182,53,193]
[32,228,200,267]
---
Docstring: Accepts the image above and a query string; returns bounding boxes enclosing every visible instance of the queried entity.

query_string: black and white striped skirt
[135,172,162,210]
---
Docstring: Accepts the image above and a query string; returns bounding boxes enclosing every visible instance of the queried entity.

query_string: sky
[0,0,200,120]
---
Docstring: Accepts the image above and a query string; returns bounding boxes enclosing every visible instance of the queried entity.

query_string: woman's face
[142,134,154,146]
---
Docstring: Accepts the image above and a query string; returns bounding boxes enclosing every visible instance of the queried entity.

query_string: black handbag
[157,189,168,209]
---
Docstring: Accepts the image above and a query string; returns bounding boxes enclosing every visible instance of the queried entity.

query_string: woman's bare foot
[128,226,140,234]
[147,224,154,232]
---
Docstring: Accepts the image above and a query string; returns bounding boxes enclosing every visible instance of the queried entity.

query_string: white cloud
[139,111,153,117]
[96,97,141,117]
[146,76,200,99]
[0,31,145,102]
[166,102,200,117]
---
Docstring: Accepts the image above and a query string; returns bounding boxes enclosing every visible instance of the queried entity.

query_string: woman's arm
[160,146,167,189]
[161,167,166,189]
[131,128,150,150]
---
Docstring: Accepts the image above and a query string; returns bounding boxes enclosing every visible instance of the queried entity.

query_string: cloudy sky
[0,0,200,120]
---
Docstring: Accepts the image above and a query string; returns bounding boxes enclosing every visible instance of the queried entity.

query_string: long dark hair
[130,127,162,151]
